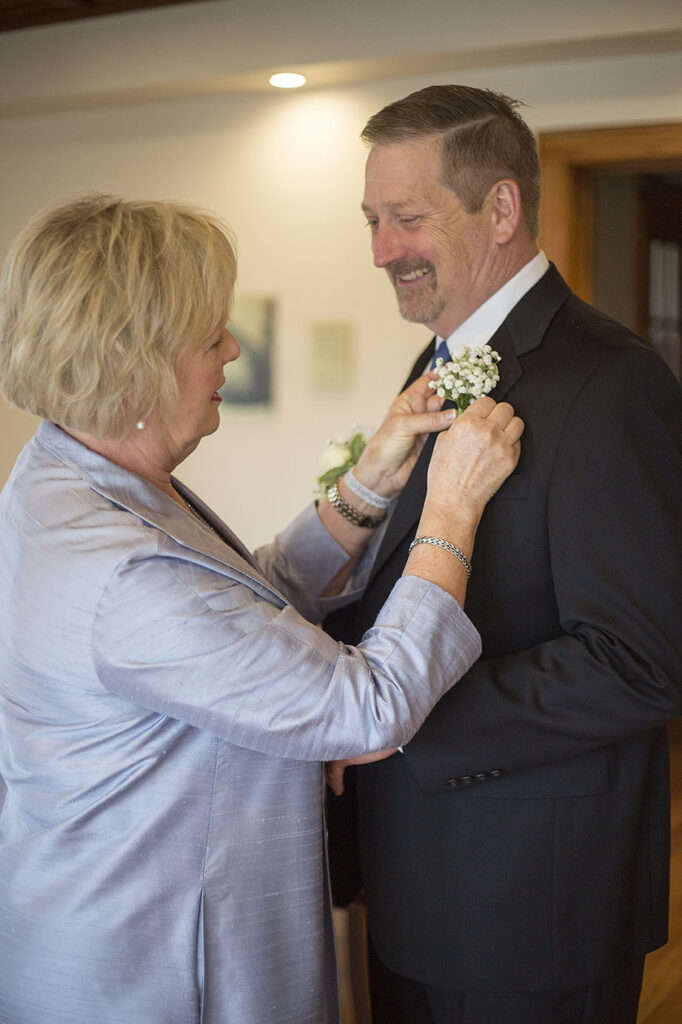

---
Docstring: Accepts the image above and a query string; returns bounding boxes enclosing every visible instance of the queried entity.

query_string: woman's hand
[403,397,523,606]
[316,376,449,566]
[425,396,524,526]
[352,374,456,501]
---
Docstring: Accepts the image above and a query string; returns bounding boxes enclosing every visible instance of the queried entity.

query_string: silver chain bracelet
[408,535,472,578]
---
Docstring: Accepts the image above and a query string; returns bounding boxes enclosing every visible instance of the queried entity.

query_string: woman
[0,196,522,1024]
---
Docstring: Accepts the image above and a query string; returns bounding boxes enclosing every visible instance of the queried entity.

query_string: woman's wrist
[415,502,479,565]
[344,466,393,510]
[420,494,482,539]
[409,536,472,578]
[317,476,386,562]
[351,452,401,502]
[332,476,387,524]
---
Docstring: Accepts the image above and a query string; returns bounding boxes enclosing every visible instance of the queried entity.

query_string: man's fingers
[325,749,399,797]
[325,761,347,796]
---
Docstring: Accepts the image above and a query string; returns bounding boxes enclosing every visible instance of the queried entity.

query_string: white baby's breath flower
[429,345,501,412]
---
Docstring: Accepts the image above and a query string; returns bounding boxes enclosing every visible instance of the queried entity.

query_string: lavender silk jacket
[0,422,480,1024]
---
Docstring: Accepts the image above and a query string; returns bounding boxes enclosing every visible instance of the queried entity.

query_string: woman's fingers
[505,415,525,444]
[353,376,454,496]
[454,397,525,443]
[396,405,456,437]
[427,397,525,513]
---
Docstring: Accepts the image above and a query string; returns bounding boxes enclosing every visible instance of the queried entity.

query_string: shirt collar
[439,250,550,357]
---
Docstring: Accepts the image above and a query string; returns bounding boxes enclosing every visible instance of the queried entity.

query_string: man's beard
[387,259,443,325]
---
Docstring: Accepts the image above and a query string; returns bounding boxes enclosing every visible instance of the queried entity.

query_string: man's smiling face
[362,135,499,338]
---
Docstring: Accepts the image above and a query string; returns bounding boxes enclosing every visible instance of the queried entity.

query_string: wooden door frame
[538,122,682,303]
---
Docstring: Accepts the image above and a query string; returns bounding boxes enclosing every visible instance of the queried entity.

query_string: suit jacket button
[489,769,503,778]
[447,778,462,788]
[474,773,488,782]
[460,776,475,785]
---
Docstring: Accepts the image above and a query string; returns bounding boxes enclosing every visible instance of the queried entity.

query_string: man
[325,85,682,1024]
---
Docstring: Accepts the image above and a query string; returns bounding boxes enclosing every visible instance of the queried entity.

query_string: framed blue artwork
[219,296,275,406]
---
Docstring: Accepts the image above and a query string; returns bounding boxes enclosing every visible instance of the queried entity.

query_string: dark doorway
[593,171,682,380]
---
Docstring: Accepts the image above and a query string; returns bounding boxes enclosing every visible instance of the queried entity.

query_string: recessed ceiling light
[269,72,307,89]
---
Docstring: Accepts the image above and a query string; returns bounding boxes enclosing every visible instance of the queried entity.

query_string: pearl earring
[136,420,145,431]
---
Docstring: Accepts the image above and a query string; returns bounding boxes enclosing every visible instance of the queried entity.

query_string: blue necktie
[432,338,451,367]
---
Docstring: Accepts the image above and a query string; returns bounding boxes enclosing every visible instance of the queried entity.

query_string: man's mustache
[386,259,435,282]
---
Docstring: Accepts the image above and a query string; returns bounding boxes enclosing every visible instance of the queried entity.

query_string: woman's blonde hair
[0,195,237,439]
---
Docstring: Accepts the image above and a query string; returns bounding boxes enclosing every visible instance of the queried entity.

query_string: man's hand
[325,748,398,796]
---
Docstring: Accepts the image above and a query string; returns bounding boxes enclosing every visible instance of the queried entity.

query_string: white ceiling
[1,0,681,116]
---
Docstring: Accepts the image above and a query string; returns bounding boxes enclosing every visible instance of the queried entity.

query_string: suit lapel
[369,328,520,582]
[367,338,438,580]
[370,432,434,580]
[367,264,571,583]
[488,325,523,401]
[405,337,436,385]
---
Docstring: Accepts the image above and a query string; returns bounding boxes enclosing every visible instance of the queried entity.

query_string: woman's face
[168,326,240,457]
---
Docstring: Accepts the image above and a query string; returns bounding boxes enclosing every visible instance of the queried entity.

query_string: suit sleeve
[404,347,682,792]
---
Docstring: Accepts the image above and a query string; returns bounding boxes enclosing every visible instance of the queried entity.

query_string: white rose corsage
[429,344,501,413]
[315,428,370,499]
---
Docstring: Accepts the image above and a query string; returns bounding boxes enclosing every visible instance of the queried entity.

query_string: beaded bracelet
[327,482,386,529]
[408,535,472,578]
[345,466,392,510]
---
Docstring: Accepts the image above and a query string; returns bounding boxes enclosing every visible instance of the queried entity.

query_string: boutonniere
[315,428,370,499]
[429,344,501,413]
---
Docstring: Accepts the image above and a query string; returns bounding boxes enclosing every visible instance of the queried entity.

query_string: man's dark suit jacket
[326,264,682,992]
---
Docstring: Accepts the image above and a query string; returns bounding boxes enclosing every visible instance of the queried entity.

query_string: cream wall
[1,1,681,546]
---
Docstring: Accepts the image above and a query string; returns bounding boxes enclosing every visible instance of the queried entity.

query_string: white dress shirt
[435,250,550,361]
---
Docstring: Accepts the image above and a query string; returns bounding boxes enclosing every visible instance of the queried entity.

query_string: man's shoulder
[514,267,654,368]
[502,273,679,420]
[545,293,667,388]
[516,265,648,354]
